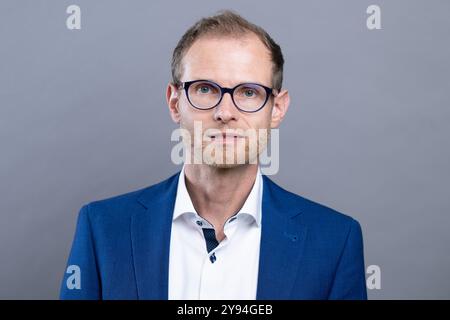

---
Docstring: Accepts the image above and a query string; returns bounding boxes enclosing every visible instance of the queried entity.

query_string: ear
[270,89,290,128]
[166,82,181,124]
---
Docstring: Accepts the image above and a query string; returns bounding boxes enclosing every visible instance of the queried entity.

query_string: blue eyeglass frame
[179,79,277,113]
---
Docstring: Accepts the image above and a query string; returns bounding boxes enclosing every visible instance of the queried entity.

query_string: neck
[183,163,258,236]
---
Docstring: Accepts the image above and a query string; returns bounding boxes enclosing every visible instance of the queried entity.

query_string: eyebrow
[194,78,269,87]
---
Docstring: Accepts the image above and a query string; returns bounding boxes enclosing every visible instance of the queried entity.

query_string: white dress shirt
[168,165,263,300]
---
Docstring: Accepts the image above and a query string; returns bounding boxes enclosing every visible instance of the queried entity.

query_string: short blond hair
[171,10,284,91]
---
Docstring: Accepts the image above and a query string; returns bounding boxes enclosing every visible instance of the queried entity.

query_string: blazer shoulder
[296,192,359,228]
[82,171,180,223]
[264,175,361,230]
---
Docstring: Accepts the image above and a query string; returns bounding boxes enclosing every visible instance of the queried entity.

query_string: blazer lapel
[256,175,308,299]
[131,171,180,299]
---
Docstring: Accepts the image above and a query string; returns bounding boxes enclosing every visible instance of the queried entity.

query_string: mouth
[208,132,246,143]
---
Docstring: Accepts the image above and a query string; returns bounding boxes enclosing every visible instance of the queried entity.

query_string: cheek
[178,102,196,128]
[179,103,211,132]
[252,107,273,130]
[178,100,191,118]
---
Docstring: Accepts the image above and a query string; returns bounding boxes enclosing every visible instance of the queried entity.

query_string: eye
[198,86,210,94]
[194,82,217,94]
[238,86,260,98]
[243,89,256,97]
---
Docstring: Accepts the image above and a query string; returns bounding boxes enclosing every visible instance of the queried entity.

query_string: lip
[208,133,246,143]
[208,132,245,138]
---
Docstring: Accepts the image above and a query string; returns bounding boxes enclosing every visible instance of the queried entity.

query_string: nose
[213,92,238,123]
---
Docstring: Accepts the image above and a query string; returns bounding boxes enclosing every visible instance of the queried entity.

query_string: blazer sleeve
[59,204,101,299]
[327,218,367,300]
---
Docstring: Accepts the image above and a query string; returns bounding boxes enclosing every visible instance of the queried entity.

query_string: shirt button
[196,220,203,226]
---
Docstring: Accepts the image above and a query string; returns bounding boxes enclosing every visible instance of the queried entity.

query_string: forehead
[181,34,273,87]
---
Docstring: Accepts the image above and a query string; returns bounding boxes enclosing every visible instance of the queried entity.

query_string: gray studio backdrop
[1,0,449,299]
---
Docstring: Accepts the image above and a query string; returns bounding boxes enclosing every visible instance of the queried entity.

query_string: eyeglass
[179,79,277,113]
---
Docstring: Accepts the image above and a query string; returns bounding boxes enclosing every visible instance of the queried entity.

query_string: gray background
[1,0,449,299]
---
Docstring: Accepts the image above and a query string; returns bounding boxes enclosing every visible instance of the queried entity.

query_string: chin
[207,162,243,169]
[203,149,260,168]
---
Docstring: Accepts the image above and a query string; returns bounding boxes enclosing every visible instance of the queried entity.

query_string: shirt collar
[172,164,263,228]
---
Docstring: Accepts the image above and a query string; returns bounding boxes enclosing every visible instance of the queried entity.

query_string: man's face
[167,33,289,168]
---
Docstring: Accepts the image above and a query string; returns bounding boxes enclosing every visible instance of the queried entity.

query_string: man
[60,10,367,300]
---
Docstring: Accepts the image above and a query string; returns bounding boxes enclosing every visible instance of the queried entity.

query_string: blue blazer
[60,171,367,300]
